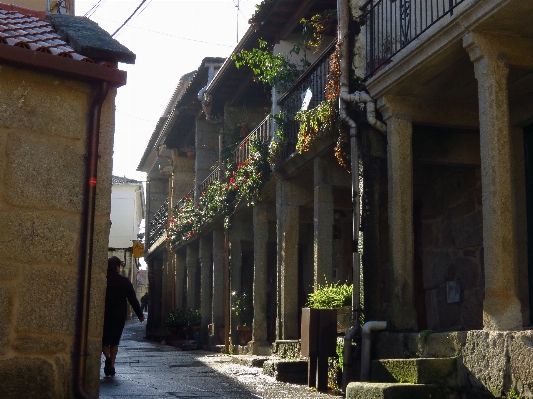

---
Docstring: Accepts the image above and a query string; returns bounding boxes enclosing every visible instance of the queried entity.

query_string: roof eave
[0,43,127,86]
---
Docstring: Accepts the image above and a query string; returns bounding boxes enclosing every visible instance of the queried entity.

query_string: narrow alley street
[99,318,344,399]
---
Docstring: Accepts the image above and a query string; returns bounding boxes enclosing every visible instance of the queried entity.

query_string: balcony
[233,116,271,166]
[363,0,468,78]
[277,41,336,160]
[148,198,168,248]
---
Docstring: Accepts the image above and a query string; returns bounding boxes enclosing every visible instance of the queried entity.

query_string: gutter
[74,81,110,399]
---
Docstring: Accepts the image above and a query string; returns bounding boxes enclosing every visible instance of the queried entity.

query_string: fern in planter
[163,308,201,329]
[306,281,353,309]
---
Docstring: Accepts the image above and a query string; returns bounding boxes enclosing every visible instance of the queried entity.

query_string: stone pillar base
[248,340,272,356]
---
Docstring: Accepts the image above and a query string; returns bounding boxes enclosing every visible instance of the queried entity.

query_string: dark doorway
[523,125,533,325]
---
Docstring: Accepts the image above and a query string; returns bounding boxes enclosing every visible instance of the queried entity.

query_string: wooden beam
[276,0,316,41]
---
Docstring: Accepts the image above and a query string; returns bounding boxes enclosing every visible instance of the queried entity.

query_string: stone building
[140,0,533,397]
[108,175,145,308]
[0,3,134,398]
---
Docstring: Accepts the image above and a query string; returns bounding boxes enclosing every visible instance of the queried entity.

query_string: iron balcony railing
[363,0,468,78]
[148,197,168,248]
[174,188,194,211]
[198,166,223,195]
[151,116,274,246]
[277,41,336,160]
[233,115,271,166]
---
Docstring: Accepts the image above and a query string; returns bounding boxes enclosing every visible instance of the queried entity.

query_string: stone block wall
[414,164,484,331]
[375,331,533,398]
[0,64,115,398]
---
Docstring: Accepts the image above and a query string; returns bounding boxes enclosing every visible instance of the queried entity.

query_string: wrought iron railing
[198,166,223,194]
[363,0,468,78]
[148,197,168,248]
[173,189,194,212]
[233,116,271,165]
[277,42,336,159]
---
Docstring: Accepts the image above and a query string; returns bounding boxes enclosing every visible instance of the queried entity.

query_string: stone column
[464,32,522,331]
[313,156,334,286]
[175,252,185,309]
[151,256,163,334]
[199,236,213,345]
[251,203,270,352]
[212,229,225,344]
[379,96,417,330]
[186,245,199,309]
[160,252,169,318]
[230,231,242,343]
[276,179,300,339]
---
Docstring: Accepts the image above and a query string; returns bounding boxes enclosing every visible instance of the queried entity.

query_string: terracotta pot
[218,327,226,344]
[236,325,252,345]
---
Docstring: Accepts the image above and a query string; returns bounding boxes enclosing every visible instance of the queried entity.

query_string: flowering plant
[167,195,201,244]
[167,136,272,244]
[227,137,271,207]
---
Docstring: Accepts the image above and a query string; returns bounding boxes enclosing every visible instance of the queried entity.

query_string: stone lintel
[378,95,478,128]
[464,31,533,68]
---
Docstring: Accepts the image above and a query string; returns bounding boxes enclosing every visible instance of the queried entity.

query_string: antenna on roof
[235,0,240,43]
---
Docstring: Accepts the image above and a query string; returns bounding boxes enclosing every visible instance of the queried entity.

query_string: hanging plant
[294,43,350,167]
[227,137,271,207]
[294,98,338,152]
[232,38,305,91]
[301,9,337,51]
[167,195,202,244]
[268,112,287,166]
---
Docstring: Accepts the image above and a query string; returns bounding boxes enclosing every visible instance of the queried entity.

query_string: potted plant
[306,281,353,333]
[180,145,196,158]
[231,291,253,345]
[163,308,201,340]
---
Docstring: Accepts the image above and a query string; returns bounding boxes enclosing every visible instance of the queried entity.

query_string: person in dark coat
[102,256,144,376]
[140,292,149,312]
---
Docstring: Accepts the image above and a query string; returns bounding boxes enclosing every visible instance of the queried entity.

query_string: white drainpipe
[360,321,387,382]
[198,64,216,102]
[340,90,386,134]
[198,64,218,122]
[338,0,387,390]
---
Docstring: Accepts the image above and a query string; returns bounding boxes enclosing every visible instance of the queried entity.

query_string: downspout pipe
[338,0,387,390]
[338,0,362,389]
[74,81,110,399]
[360,321,387,381]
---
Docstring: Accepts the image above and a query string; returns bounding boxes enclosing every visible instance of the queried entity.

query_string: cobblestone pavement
[99,318,344,399]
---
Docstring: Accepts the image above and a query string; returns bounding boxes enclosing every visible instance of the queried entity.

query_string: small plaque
[446,281,461,304]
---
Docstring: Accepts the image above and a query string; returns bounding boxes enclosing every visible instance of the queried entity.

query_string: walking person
[140,292,149,313]
[102,256,145,377]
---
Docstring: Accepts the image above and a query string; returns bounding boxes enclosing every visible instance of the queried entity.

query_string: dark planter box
[300,308,337,358]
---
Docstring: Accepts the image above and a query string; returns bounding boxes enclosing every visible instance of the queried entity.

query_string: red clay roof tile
[0,3,95,64]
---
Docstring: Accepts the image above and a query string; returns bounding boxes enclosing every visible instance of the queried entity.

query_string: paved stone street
[99,318,344,399]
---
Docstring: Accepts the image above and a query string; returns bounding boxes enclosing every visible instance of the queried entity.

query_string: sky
[75,0,264,182]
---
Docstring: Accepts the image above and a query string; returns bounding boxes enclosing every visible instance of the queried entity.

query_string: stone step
[346,382,458,399]
[231,355,270,368]
[371,357,458,388]
[262,359,308,384]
